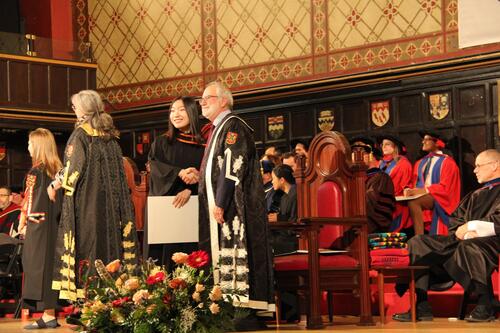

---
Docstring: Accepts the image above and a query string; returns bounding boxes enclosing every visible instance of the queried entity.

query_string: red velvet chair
[273,131,373,328]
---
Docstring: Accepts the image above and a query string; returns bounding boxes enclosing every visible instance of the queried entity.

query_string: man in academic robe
[403,130,460,235]
[393,149,500,322]
[0,186,20,235]
[198,81,275,328]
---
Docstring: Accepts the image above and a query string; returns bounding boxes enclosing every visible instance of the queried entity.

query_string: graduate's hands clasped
[179,167,199,185]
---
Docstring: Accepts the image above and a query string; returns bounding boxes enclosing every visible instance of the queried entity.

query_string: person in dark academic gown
[19,128,62,329]
[260,159,282,214]
[0,186,21,235]
[268,164,298,255]
[377,135,413,232]
[198,82,275,324]
[350,137,395,233]
[403,131,460,235]
[393,149,500,322]
[146,96,206,270]
[49,90,138,302]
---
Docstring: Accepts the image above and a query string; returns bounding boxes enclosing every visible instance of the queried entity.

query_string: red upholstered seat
[275,254,358,271]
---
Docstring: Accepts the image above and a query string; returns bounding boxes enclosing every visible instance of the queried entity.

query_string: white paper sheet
[147,196,199,244]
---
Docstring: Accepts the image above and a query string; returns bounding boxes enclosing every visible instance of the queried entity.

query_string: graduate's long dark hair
[166,96,203,144]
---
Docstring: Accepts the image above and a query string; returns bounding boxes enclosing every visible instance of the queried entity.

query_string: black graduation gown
[408,180,500,294]
[272,185,298,255]
[21,166,61,310]
[146,133,205,267]
[263,181,282,214]
[52,124,139,301]
[198,113,275,311]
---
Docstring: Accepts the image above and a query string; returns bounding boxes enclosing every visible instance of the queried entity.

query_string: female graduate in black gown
[147,96,206,270]
[20,128,62,329]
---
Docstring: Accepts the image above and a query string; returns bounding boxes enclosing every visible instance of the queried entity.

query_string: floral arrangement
[74,250,241,333]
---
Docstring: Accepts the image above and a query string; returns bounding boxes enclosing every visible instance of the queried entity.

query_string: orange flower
[209,303,220,314]
[209,285,222,301]
[171,252,189,264]
[124,278,139,291]
[106,259,121,273]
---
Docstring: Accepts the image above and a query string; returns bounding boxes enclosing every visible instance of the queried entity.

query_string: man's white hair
[206,81,233,109]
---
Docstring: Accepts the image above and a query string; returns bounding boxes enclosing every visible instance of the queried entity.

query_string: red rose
[146,271,166,285]
[186,250,209,268]
[168,278,187,289]
[162,293,172,305]
[111,296,130,308]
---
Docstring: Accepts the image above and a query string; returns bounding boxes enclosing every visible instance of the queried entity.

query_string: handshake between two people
[179,167,200,185]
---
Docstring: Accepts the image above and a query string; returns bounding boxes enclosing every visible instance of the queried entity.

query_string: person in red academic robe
[403,131,460,235]
[0,186,21,235]
[377,135,413,232]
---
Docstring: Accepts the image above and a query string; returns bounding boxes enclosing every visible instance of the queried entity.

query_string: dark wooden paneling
[492,83,498,116]
[290,110,314,138]
[458,86,486,119]
[30,63,49,105]
[49,66,69,109]
[343,102,366,132]
[242,116,264,144]
[398,94,421,126]
[9,61,29,104]
[69,68,88,97]
[0,60,7,102]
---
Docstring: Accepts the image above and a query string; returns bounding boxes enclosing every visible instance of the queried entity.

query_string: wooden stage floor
[0,316,498,332]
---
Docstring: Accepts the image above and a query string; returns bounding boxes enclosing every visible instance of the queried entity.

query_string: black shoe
[24,318,60,330]
[392,302,433,322]
[465,305,495,322]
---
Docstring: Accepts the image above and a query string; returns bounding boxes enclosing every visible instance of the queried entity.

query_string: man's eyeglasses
[474,160,498,169]
[0,194,10,197]
[197,95,218,104]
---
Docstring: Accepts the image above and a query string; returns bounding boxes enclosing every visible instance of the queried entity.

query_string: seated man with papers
[393,149,500,322]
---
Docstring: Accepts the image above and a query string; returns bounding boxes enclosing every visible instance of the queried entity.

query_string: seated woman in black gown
[146,96,206,270]
[268,164,298,255]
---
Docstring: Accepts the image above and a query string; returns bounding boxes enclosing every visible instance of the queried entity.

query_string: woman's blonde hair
[28,128,63,179]
[72,90,119,139]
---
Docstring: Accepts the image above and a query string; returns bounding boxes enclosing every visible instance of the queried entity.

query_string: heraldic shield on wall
[429,92,450,120]
[317,110,335,132]
[371,100,390,127]
[267,115,284,140]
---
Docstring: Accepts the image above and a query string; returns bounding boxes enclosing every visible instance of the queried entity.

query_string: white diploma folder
[147,196,199,244]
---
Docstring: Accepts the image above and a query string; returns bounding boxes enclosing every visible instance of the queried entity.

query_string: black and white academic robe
[21,165,61,310]
[52,124,139,301]
[198,113,275,311]
[408,178,500,294]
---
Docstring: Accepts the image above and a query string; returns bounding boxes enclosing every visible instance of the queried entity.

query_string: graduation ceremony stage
[0,316,498,332]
